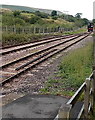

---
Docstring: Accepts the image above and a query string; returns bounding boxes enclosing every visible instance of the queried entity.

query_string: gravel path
[2,34,93,105]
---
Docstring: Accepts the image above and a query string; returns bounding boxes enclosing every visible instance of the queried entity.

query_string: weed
[40,41,93,97]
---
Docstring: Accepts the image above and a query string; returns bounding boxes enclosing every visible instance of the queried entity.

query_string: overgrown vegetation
[1,27,86,47]
[2,33,53,47]
[40,42,93,97]
[1,6,89,28]
[1,5,91,46]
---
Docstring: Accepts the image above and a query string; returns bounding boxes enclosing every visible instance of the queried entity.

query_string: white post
[34,27,36,34]
[13,25,16,33]
[39,28,41,34]
[43,28,44,34]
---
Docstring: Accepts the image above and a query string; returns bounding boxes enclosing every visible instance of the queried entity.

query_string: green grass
[2,33,50,47]
[2,27,87,47]
[40,41,93,97]
[64,27,87,35]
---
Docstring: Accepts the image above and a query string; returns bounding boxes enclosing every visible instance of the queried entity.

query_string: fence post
[58,104,72,120]
[92,32,95,113]
[13,25,16,33]
[84,78,90,118]
[43,28,44,34]
[22,27,25,33]
[34,27,36,34]
[5,25,8,32]
[38,28,40,34]
[49,28,51,34]
[46,27,48,33]
[92,70,95,113]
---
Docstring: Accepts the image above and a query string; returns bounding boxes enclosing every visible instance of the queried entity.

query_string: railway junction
[1,32,94,119]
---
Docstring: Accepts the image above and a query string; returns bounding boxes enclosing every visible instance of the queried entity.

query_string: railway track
[1,35,80,68]
[0,34,78,55]
[0,33,90,86]
[1,34,81,70]
[1,35,70,49]
[1,34,87,66]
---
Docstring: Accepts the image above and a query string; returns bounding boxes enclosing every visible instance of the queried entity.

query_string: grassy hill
[1,4,88,47]
[1,4,63,15]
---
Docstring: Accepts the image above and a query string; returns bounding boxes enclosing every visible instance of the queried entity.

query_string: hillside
[1,4,88,47]
[1,4,63,15]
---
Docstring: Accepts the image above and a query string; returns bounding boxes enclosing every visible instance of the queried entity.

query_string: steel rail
[0,34,80,55]
[0,33,89,86]
[1,34,77,50]
[15,49,57,71]
[1,35,59,49]
[0,35,80,69]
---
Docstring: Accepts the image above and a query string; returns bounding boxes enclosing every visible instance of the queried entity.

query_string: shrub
[14,18,25,26]
[52,16,58,20]
[29,16,42,24]
[13,11,21,17]
[35,11,49,18]
[51,10,57,16]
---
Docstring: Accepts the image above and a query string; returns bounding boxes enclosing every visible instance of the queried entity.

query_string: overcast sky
[1,0,95,20]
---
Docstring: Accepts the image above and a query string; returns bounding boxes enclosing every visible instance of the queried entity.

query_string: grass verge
[2,33,55,47]
[2,28,86,47]
[40,41,93,97]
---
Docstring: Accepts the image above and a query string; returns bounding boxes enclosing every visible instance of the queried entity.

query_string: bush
[2,16,15,26]
[29,16,42,24]
[2,33,49,47]
[14,18,25,26]
[51,10,57,16]
[52,16,58,20]
[2,15,26,26]
[35,11,49,18]
[13,11,21,17]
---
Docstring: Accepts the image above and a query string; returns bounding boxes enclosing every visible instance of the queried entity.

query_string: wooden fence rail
[1,26,75,34]
[58,73,95,119]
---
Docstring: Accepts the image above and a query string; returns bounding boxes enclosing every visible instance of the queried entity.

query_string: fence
[1,26,75,34]
[58,73,94,119]
[57,35,95,119]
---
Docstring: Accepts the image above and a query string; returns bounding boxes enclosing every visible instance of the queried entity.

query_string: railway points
[1,32,93,119]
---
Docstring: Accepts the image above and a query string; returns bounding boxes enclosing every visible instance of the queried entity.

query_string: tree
[13,11,21,17]
[35,11,48,18]
[29,16,42,24]
[51,10,57,16]
[82,18,89,25]
[65,15,76,22]
[14,18,25,26]
[93,19,95,24]
[75,13,82,19]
